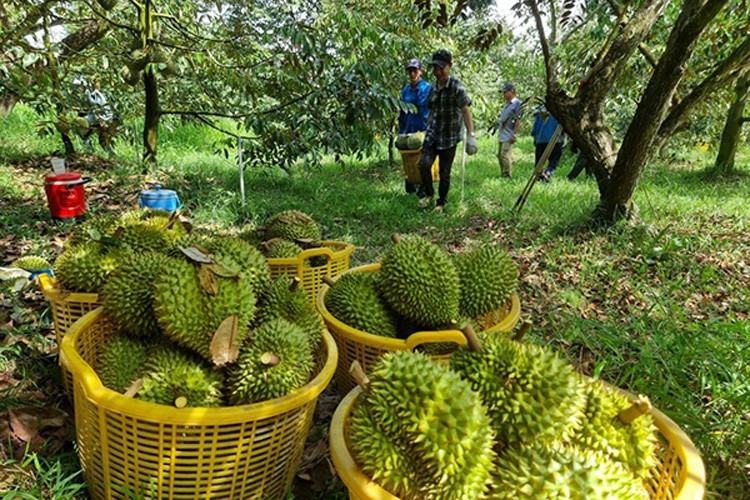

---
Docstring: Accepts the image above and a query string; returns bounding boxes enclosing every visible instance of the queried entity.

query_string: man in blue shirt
[399,58,431,194]
[418,49,477,211]
[497,83,523,178]
[530,105,564,181]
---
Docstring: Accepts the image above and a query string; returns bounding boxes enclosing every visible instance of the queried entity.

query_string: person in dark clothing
[567,141,592,180]
[399,58,430,194]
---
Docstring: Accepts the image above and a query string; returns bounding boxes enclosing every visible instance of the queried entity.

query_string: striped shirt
[424,75,471,150]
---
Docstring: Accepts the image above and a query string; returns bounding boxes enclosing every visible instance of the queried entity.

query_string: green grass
[1,104,748,498]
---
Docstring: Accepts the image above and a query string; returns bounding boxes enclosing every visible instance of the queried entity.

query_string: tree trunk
[0,92,19,117]
[61,132,76,157]
[714,73,749,174]
[143,67,159,164]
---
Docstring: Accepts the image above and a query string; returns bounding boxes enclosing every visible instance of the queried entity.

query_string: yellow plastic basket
[330,385,706,500]
[60,307,338,500]
[37,273,101,400]
[267,240,355,305]
[316,263,521,396]
[399,149,439,184]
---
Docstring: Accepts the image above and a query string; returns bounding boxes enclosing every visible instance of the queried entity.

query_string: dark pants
[567,153,591,180]
[535,142,563,175]
[419,143,457,206]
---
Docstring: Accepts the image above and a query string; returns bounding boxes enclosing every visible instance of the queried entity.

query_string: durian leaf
[210,314,240,366]
[123,378,143,398]
[198,264,219,294]
[179,245,214,263]
[209,262,240,278]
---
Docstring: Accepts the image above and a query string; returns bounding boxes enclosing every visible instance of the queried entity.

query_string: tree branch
[526,0,554,89]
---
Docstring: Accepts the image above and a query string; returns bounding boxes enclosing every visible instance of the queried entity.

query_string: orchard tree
[713,72,749,174]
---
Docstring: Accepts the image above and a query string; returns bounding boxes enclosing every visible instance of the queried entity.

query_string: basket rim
[37,274,100,303]
[330,384,706,500]
[315,263,521,348]
[266,240,355,265]
[60,307,339,424]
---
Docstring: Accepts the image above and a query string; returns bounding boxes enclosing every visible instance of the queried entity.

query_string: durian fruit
[324,271,399,338]
[202,236,271,295]
[406,131,425,150]
[117,220,172,254]
[570,378,657,479]
[238,224,262,248]
[96,333,150,393]
[66,214,121,248]
[350,351,496,499]
[449,332,587,447]
[455,244,518,318]
[120,208,188,243]
[264,238,303,259]
[12,255,50,271]
[264,210,322,244]
[139,344,224,407]
[202,269,257,353]
[53,242,121,292]
[169,233,213,258]
[254,276,325,350]
[101,251,168,337]
[226,318,314,405]
[378,235,460,328]
[490,443,649,499]
[395,134,409,150]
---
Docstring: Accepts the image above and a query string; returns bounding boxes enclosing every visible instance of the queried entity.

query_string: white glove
[466,134,478,156]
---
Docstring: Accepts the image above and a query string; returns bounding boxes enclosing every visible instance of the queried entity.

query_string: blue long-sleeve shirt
[531,113,563,144]
[398,79,430,134]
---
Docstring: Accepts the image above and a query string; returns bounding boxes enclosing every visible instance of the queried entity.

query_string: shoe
[418,196,434,208]
[434,204,444,212]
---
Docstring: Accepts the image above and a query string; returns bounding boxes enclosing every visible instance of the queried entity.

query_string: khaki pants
[498,141,514,176]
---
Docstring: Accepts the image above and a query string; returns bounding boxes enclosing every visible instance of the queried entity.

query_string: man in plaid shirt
[418,49,477,211]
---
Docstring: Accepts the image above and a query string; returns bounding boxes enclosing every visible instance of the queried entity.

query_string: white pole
[460,129,467,203]
[238,136,245,205]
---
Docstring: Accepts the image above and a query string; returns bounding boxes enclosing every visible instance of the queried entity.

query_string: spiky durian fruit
[455,245,518,318]
[202,236,271,295]
[53,242,121,292]
[378,235,460,328]
[490,443,649,499]
[66,214,120,248]
[450,333,587,447]
[324,271,399,338]
[96,334,150,393]
[254,276,324,350]
[226,318,314,404]
[570,379,658,479]
[12,255,50,271]
[117,221,172,254]
[101,252,168,337]
[264,210,322,243]
[168,233,213,258]
[120,208,189,243]
[264,238,303,259]
[202,270,257,351]
[153,258,208,357]
[350,351,496,499]
[139,343,223,407]
[238,224,262,248]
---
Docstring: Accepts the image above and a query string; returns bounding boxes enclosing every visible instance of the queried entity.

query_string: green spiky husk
[570,378,658,479]
[139,344,224,407]
[117,221,172,254]
[450,334,587,447]
[53,242,121,292]
[254,276,324,350]
[455,245,518,318]
[490,443,649,499]
[66,214,120,248]
[96,334,150,393]
[264,210,322,243]
[13,255,50,271]
[378,235,460,328]
[264,238,303,259]
[226,318,314,405]
[202,236,271,295]
[350,351,495,500]
[101,251,168,337]
[324,271,399,338]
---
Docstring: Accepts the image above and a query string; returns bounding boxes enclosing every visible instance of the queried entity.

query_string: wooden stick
[390,233,401,244]
[514,124,563,212]
[289,276,301,292]
[174,396,188,408]
[618,394,652,424]
[460,322,483,352]
[512,319,533,342]
[349,361,371,392]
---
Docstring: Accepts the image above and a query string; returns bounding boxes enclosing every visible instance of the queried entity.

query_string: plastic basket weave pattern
[60,307,338,500]
[316,263,521,396]
[267,240,354,305]
[399,149,439,184]
[330,386,706,500]
[37,273,101,399]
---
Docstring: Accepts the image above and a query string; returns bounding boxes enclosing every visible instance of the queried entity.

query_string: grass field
[1,105,748,498]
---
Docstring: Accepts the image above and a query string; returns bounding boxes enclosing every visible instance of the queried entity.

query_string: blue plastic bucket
[138,185,182,212]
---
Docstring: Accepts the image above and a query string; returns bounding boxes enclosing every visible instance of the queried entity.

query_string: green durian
[378,235,460,328]
[139,344,224,407]
[570,378,658,479]
[119,208,188,243]
[264,238,303,259]
[53,242,121,292]
[96,333,150,393]
[66,214,120,248]
[202,236,271,295]
[238,224,262,248]
[264,210,322,244]
[455,244,518,318]
[490,443,650,499]
[12,255,50,271]
[324,271,399,338]
[226,318,314,405]
[101,251,168,337]
[450,333,587,447]
[350,351,495,500]
[254,276,324,350]
[117,220,172,254]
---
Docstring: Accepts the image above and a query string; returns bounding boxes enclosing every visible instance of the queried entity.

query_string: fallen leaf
[8,408,38,442]
[179,246,213,264]
[198,265,219,295]
[210,315,239,366]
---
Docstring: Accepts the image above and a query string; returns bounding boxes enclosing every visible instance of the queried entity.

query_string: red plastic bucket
[44,172,90,219]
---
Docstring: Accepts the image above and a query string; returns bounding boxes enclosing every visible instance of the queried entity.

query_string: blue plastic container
[138,185,182,212]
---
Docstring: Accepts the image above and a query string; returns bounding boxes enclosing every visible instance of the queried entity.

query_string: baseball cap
[405,58,422,70]
[501,82,516,92]
[430,50,452,68]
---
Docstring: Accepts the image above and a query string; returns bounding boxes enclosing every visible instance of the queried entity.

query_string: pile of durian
[348,327,658,499]
[243,209,333,266]
[52,208,329,407]
[324,234,518,343]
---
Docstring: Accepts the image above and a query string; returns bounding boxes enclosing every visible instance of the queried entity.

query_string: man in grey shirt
[497,83,522,177]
